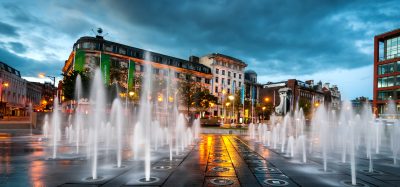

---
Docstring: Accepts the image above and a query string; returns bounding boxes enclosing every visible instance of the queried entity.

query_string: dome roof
[245,69,257,75]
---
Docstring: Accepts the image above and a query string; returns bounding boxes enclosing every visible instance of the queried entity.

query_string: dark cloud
[0,0,399,89]
[0,21,18,36]
[0,47,62,77]
[8,42,26,53]
[93,0,399,75]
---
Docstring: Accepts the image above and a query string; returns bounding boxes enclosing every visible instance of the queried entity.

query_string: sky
[0,0,399,100]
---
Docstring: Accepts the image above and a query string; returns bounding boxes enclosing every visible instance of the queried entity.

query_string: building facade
[62,35,212,113]
[199,53,247,121]
[260,79,341,116]
[373,28,400,116]
[244,70,261,123]
[0,61,27,116]
[26,81,42,110]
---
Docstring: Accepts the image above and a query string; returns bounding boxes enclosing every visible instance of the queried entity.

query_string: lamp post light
[225,102,230,124]
[0,81,9,115]
[262,106,266,123]
[228,95,235,124]
[39,73,56,86]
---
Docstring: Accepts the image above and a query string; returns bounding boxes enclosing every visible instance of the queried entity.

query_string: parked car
[200,117,222,126]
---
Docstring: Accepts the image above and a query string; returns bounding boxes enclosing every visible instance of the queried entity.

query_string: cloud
[0,21,18,37]
[0,47,63,78]
[8,42,27,53]
[0,0,398,98]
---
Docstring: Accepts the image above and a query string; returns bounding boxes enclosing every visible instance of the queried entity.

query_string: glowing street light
[158,95,163,102]
[129,91,135,97]
[38,73,56,86]
[264,97,270,102]
[228,95,235,123]
[222,89,226,95]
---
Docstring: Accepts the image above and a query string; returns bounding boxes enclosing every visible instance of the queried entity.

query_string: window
[119,48,126,55]
[239,74,242,79]
[378,63,395,75]
[228,71,231,77]
[234,73,236,78]
[239,82,241,87]
[216,68,219,74]
[175,72,180,78]
[112,45,118,53]
[205,79,210,84]
[196,77,201,82]
[378,76,395,88]
[215,86,218,93]
[227,89,230,94]
[222,78,225,85]
[378,91,394,100]
[140,65,144,72]
[222,70,225,75]
[385,36,400,60]
[215,77,219,83]
[228,79,230,85]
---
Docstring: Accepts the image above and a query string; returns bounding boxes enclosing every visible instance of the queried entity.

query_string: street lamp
[262,106,266,123]
[39,73,56,86]
[264,97,270,102]
[0,81,9,115]
[129,91,135,97]
[228,95,235,124]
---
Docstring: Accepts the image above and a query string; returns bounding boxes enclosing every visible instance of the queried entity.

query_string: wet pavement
[0,133,400,186]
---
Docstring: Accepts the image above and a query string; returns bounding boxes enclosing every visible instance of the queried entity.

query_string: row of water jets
[42,61,201,182]
[248,101,400,186]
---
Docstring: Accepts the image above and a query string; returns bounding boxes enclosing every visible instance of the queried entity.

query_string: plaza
[0,128,399,187]
[1,1,400,187]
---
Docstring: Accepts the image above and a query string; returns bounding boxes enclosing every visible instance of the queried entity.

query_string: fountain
[51,98,61,159]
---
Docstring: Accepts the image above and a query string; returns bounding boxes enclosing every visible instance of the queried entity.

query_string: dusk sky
[0,0,399,100]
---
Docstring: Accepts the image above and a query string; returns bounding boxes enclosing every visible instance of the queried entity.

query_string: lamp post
[263,97,270,123]
[228,95,235,124]
[0,81,9,115]
[225,102,230,124]
[39,73,56,86]
[262,106,266,123]
[221,89,226,123]
[39,73,56,106]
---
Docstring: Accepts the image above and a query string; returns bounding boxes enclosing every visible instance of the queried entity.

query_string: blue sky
[0,0,399,100]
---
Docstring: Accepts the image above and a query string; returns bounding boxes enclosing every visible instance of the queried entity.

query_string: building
[199,53,247,122]
[244,70,262,123]
[373,28,400,116]
[0,61,27,116]
[26,81,42,110]
[62,34,212,114]
[27,82,56,111]
[260,79,341,116]
[351,97,372,114]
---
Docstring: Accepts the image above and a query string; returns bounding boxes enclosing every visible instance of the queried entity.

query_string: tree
[177,73,199,116]
[298,97,312,116]
[193,89,218,116]
[62,71,91,101]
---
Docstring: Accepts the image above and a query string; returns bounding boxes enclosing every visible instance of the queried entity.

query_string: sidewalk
[0,116,32,129]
